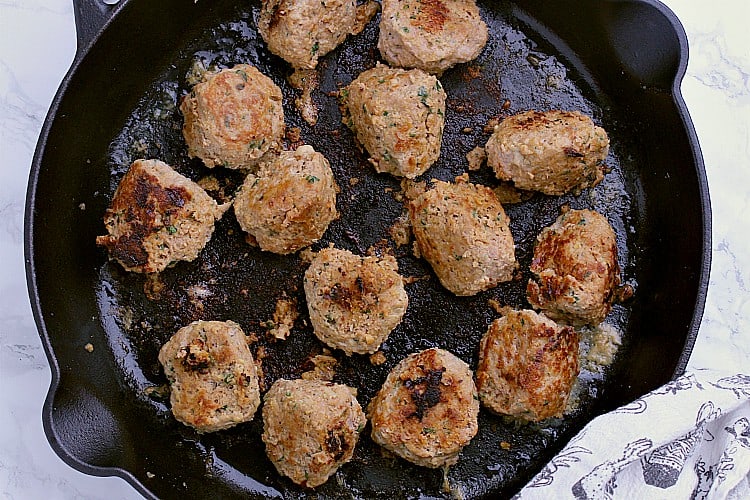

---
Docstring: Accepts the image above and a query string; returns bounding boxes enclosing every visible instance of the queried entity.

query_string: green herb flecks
[235,69,248,82]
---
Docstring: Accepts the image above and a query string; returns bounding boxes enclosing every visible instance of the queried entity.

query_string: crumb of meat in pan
[158,320,261,433]
[389,214,412,247]
[233,145,339,255]
[485,110,610,196]
[408,175,517,296]
[476,309,579,422]
[262,378,366,488]
[288,69,320,126]
[343,63,446,179]
[301,352,338,381]
[466,145,486,171]
[378,0,488,75]
[265,295,299,341]
[304,246,408,355]
[492,182,534,204]
[368,348,479,468]
[527,208,622,326]
[180,64,284,170]
[96,159,229,274]
[369,351,387,366]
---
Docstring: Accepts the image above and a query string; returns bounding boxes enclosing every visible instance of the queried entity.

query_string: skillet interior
[26,0,709,498]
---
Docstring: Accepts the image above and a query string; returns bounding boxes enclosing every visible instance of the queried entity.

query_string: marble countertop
[1,0,747,498]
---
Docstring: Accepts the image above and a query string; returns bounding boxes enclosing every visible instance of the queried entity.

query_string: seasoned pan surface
[26,0,709,498]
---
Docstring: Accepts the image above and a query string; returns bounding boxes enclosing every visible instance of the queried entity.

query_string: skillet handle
[73,0,120,54]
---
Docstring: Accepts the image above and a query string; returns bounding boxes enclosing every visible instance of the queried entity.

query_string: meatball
[96,159,228,274]
[485,110,610,196]
[368,348,479,468]
[527,209,621,326]
[344,63,446,179]
[180,64,284,170]
[378,0,488,75]
[233,145,339,254]
[476,309,579,422]
[262,378,366,488]
[408,176,517,296]
[303,246,408,355]
[258,0,358,70]
[158,320,261,433]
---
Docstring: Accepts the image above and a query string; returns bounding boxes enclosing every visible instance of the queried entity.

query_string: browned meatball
[180,64,284,170]
[96,159,228,274]
[233,145,339,254]
[258,0,358,70]
[368,348,479,468]
[378,0,488,75]
[158,320,261,433]
[343,63,446,179]
[303,246,408,355]
[408,176,517,296]
[485,110,610,196]
[476,309,579,422]
[527,209,621,326]
[262,378,366,487]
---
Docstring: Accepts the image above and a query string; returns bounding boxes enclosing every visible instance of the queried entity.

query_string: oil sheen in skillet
[96,2,636,498]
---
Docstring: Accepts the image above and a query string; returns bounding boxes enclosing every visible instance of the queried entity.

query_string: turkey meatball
[476,309,579,422]
[96,159,228,274]
[527,209,621,326]
[233,145,339,254]
[378,0,488,75]
[408,176,516,296]
[158,320,261,433]
[303,246,408,355]
[262,378,366,488]
[368,348,479,468]
[180,64,284,169]
[485,110,610,196]
[343,64,446,179]
[258,0,357,70]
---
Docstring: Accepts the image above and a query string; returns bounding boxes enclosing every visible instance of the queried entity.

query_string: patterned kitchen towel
[516,369,750,500]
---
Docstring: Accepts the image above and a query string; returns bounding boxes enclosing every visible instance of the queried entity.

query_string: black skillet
[25,0,711,498]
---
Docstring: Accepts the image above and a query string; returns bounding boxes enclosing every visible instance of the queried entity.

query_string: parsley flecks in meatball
[378,0,488,75]
[158,320,261,433]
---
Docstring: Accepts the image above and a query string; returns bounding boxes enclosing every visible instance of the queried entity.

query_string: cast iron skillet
[26,0,711,498]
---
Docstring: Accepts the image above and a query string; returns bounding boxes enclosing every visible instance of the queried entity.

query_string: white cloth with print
[516,369,750,499]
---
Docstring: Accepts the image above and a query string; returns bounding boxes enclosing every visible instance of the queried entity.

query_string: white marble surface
[0,0,747,498]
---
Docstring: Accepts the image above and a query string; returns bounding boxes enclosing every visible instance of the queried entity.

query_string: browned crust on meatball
[368,348,479,468]
[233,145,339,254]
[158,320,261,433]
[262,378,366,487]
[303,247,408,355]
[485,110,609,196]
[378,0,488,75]
[527,209,621,326]
[343,64,446,179]
[96,159,228,273]
[180,64,284,169]
[408,176,517,295]
[476,309,579,421]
